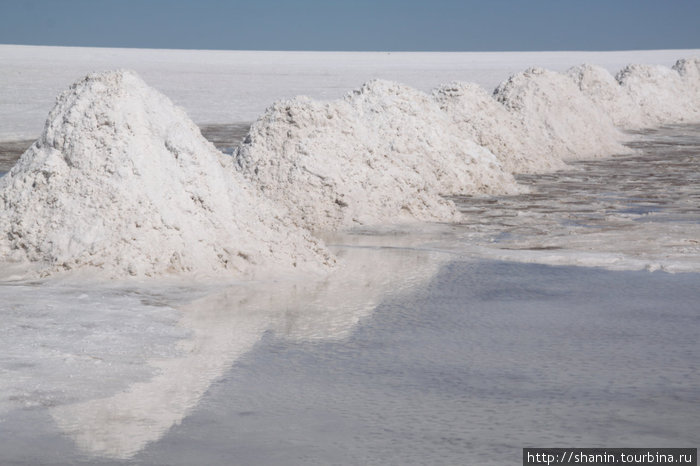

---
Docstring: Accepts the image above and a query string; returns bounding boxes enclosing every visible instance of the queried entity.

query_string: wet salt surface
[0,126,699,464]
[3,261,695,465]
[454,124,700,229]
[135,262,699,466]
[1,261,697,465]
[447,124,700,271]
[0,139,32,176]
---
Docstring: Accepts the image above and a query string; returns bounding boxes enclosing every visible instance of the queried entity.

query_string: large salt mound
[433,82,561,174]
[566,64,647,129]
[615,64,700,127]
[235,79,518,232]
[493,67,629,164]
[0,70,332,279]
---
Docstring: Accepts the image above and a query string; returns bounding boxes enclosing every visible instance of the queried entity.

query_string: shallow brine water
[0,125,698,465]
[444,124,700,272]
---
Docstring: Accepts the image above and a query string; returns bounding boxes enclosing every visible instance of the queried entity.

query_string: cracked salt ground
[445,124,700,272]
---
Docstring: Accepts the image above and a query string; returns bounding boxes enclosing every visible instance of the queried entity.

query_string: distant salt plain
[1,45,699,140]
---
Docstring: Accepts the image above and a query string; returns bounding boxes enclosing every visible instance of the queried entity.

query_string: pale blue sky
[1,0,699,51]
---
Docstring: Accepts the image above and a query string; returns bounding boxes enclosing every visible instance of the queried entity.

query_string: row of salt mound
[3,58,698,279]
[235,79,519,232]
[435,68,633,177]
[0,70,332,279]
[236,60,700,233]
[568,58,700,130]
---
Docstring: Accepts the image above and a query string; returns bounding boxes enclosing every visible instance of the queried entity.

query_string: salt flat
[1,44,698,140]
[0,46,698,464]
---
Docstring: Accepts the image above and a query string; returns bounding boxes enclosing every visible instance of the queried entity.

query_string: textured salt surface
[0,126,248,176]
[0,71,330,279]
[433,81,546,174]
[198,123,250,154]
[567,64,648,129]
[617,63,700,127]
[2,55,699,277]
[493,67,629,164]
[567,60,700,130]
[235,57,697,232]
[235,80,518,231]
[448,124,700,272]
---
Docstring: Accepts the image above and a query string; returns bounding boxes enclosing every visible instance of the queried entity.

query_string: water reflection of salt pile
[50,245,446,459]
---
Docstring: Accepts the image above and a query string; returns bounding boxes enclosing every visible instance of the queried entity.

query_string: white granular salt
[568,60,700,130]
[0,70,332,279]
[615,63,700,127]
[493,67,630,165]
[235,79,519,232]
[566,64,647,130]
[433,81,564,174]
[673,58,700,107]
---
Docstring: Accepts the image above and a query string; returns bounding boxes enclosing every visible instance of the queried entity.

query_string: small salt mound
[566,64,647,129]
[615,64,700,126]
[672,58,700,104]
[0,70,331,278]
[235,79,518,232]
[494,67,629,165]
[433,82,562,173]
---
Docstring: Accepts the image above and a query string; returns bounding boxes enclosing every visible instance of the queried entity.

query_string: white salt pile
[493,67,630,165]
[615,64,697,127]
[673,57,700,98]
[433,81,552,174]
[567,59,700,130]
[0,70,331,279]
[235,79,519,232]
[566,64,646,129]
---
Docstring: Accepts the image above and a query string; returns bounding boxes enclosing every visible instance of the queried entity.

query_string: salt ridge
[235,79,518,232]
[237,58,698,233]
[1,57,698,278]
